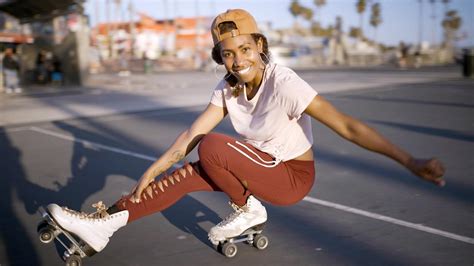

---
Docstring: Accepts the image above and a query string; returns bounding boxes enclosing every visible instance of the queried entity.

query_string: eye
[242,47,250,53]
[222,52,233,58]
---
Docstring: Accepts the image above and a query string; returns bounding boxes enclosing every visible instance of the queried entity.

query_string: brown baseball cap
[211,9,260,45]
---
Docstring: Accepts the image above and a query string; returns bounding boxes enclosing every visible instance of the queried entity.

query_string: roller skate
[37,202,128,265]
[208,195,269,258]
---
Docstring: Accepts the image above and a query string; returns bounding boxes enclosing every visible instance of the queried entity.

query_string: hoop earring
[224,71,233,80]
[259,52,270,70]
[260,52,271,65]
[214,64,227,80]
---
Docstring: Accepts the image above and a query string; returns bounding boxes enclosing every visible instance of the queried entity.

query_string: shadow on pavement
[332,79,474,109]
[0,130,41,265]
[339,94,474,109]
[162,195,222,248]
[267,205,417,266]
[314,146,474,207]
[370,120,474,143]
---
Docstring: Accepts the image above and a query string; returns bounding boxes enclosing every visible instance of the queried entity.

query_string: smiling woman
[45,8,445,261]
[211,19,270,97]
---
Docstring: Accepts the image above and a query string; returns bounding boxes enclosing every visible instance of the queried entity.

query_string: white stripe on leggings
[226,141,280,168]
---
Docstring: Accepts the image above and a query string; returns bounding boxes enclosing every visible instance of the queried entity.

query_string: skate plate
[37,207,96,266]
[217,223,269,258]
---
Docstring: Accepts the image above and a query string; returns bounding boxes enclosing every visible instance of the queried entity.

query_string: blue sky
[86,0,473,47]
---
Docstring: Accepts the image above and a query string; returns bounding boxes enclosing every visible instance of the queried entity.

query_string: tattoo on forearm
[171,151,185,162]
[151,151,185,178]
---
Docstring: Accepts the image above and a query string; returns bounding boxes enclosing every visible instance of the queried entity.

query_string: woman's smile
[235,66,251,75]
[219,34,265,87]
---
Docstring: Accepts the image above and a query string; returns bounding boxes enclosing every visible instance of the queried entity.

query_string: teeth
[237,67,250,75]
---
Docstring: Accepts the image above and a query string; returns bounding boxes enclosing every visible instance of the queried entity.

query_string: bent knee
[198,133,234,162]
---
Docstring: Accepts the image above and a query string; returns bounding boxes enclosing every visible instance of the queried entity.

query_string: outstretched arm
[131,103,227,202]
[304,95,445,186]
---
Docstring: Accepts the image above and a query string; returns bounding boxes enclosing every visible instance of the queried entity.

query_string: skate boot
[208,195,267,245]
[47,201,128,252]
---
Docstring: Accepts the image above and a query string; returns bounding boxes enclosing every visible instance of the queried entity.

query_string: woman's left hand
[407,158,446,187]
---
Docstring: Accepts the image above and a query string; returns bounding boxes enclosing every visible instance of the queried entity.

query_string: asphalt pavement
[0,65,472,266]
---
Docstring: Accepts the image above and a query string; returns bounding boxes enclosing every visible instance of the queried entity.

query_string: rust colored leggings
[116,133,315,223]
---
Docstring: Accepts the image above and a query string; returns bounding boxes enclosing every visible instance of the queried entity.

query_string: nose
[233,52,245,68]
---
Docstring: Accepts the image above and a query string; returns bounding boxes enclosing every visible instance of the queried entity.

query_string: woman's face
[219,34,264,84]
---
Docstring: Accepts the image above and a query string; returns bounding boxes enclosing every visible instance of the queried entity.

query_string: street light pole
[128,0,135,58]
[194,0,201,69]
[107,0,112,59]
[418,0,424,47]
[430,0,437,47]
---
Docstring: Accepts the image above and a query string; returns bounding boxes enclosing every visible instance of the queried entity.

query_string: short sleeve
[275,68,318,119]
[210,80,226,107]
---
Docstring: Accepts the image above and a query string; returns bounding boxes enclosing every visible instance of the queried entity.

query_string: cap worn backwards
[211,9,260,46]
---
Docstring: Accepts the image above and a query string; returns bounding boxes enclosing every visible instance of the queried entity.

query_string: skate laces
[90,201,109,219]
[61,201,110,220]
[217,202,247,228]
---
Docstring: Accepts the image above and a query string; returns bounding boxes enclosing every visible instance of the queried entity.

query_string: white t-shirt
[210,64,318,162]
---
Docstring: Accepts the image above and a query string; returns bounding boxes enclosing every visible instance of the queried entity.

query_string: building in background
[90,12,213,71]
[0,13,33,46]
[0,0,89,86]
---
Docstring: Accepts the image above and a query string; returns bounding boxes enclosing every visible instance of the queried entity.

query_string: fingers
[426,158,446,187]
[434,178,446,187]
[131,188,142,203]
[130,178,153,203]
[133,184,147,203]
[128,184,139,203]
[427,174,445,187]
[411,157,446,187]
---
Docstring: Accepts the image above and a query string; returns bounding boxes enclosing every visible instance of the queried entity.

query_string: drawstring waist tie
[227,140,281,168]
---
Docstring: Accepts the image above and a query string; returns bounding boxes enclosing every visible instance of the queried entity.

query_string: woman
[47,9,445,254]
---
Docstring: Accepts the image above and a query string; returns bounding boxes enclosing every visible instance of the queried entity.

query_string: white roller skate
[38,201,128,265]
[209,195,269,257]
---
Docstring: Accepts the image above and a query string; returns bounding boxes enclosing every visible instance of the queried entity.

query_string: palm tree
[313,0,326,23]
[290,0,303,28]
[369,2,382,43]
[290,0,314,34]
[356,0,366,38]
[301,7,314,22]
[442,9,462,48]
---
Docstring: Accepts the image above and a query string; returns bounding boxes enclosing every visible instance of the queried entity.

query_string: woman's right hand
[130,174,154,203]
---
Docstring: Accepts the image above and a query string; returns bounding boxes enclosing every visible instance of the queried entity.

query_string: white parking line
[29,126,157,162]
[30,126,474,245]
[303,197,474,245]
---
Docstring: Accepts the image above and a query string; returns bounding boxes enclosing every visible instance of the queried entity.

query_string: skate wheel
[221,242,238,258]
[65,254,82,266]
[39,227,54,243]
[253,234,269,250]
[37,222,55,244]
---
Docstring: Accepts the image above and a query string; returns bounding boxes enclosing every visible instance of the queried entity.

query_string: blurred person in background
[397,41,409,68]
[35,49,49,84]
[50,55,63,86]
[2,47,22,94]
